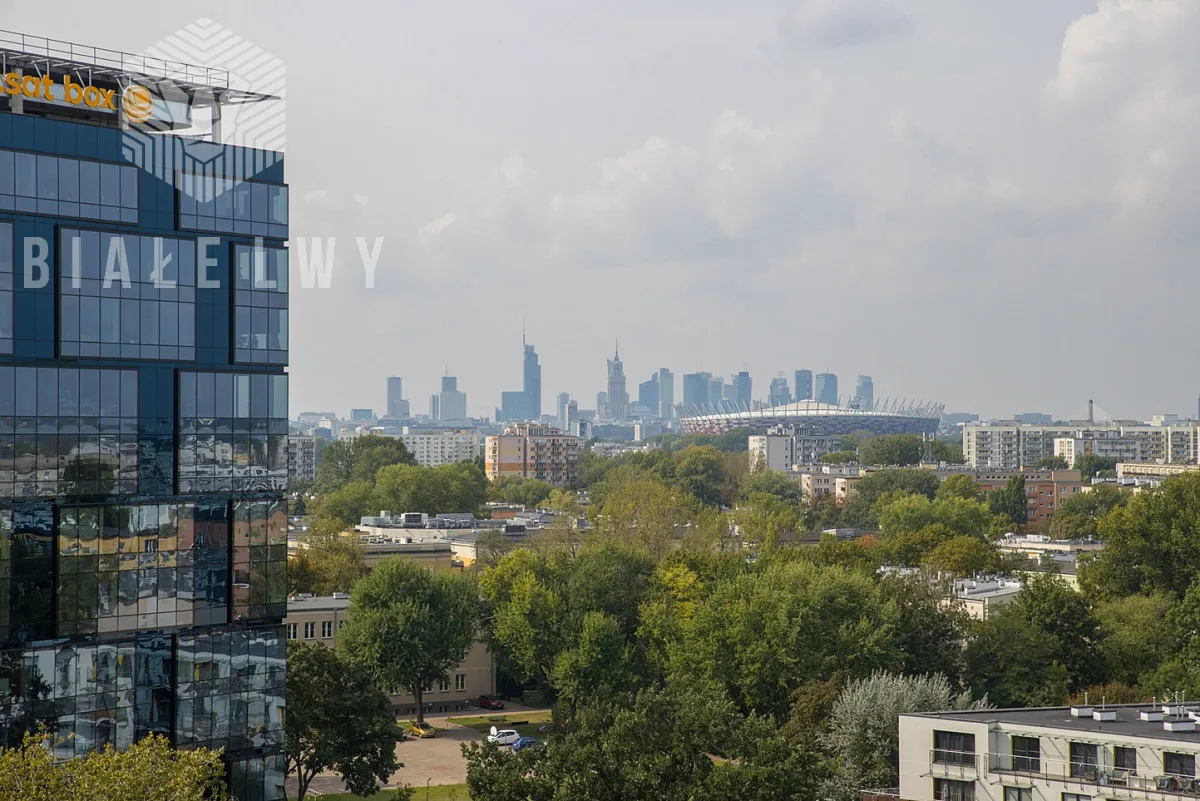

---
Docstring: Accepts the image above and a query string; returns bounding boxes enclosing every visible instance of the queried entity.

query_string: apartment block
[971,470,1084,522]
[401,428,482,467]
[964,424,1200,469]
[288,435,317,483]
[748,424,844,471]
[896,703,1200,801]
[284,594,495,715]
[485,424,581,487]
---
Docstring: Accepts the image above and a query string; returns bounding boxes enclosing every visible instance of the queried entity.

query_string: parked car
[512,736,538,751]
[479,695,505,710]
[409,722,436,739]
[487,727,520,746]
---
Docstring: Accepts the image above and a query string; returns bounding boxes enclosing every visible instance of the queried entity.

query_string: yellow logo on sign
[122,85,154,123]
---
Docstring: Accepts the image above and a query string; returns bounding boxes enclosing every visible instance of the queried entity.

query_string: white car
[487,726,520,746]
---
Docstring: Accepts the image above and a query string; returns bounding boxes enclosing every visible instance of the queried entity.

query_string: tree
[858,435,923,467]
[1095,593,1174,687]
[876,575,968,682]
[931,441,966,465]
[820,451,858,465]
[489,476,554,507]
[1079,472,1200,599]
[1048,484,1129,541]
[291,516,369,595]
[987,475,1028,525]
[285,642,406,801]
[374,461,488,516]
[0,730,227,801]
[1010,573,1104,691]
[552,612,633,718]
[739,469,803,503]
[674,446,728,507]
[821,672,987,801]
[877,493,996,540]
[1036,455,1069,470]
[593,468,694,557]
[1076,454,1118,482]
[965,611,1068,707]
[312,482,378,528]
[841,469,940,528]
[316,435,416,491]
[924,535,999,576]
[936,474,980,502]
[337,559,479,724]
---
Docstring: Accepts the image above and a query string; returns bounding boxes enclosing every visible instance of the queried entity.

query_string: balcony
[990,753,1200,796]
[931,749,979,778]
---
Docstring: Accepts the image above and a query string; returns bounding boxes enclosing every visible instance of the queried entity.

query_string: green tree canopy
[841,469,940,528]
[315,434,416,491]
[987,475,1028,526]
[1048,484,1130,541]
[1009,573,1105,691]
[488,476,554,507]
[337,559,480,723]
[285,642,405,801]
[1037,455,1069,470]
[965,610,1068,707]
[936,474,980,502]
[858,435,923,467]
[373,461,488,517]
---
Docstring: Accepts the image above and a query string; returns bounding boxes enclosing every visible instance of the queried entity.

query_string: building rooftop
[287,593,350,613]
[908,704,1200,745]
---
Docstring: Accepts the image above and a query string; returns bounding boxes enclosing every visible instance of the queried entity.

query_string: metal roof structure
[0,29,277,106]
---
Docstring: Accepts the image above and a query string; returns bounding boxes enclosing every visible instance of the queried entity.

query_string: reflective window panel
[0,149,139,224]
[233,245,288,365]
[0,223,11,355]
[0,502,55,644]
[178,174,288,240]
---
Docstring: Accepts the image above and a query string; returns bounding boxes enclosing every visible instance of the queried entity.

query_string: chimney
[1088,399,1094,424]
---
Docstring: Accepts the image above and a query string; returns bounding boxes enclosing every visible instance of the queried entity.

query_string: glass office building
[0,33,287,800]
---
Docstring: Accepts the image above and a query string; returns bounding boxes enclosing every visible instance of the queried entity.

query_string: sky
[4,0,1199,422]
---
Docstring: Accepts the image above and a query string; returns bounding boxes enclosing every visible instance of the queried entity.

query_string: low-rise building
[485,424,581,487]
[288,435,317,484]
[952,575,1022,620]
[1116,462,1200,488]
[896,703,1200,801]
[285,595,496,714]
[970,470,1085,523]
[997,533,1104,560]
[748,425,845,471]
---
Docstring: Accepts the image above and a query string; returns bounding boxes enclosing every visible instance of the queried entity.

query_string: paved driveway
[286,706,547,796]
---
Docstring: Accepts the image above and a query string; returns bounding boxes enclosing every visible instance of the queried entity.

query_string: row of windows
[179,174,288,240]
[0,223,10,354]
[233,245,287,365]
[286,620,341,640]
[0,149,139,224]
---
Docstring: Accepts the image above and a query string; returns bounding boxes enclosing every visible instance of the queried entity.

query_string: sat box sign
[3,71,156,123]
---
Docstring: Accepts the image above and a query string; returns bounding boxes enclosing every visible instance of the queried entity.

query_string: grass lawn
[316,783,469,800]
[447,710,552,739]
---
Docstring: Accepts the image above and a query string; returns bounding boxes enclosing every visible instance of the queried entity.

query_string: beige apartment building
[285,594,496,715]
[485,424,581,487]
[971,469,1084,523]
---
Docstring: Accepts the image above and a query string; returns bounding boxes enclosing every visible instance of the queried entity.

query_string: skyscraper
[683,372,713,407]
[386,376,410,418]
[557,392,571,431]
[768,377,791,407]
[439,376,468,420]
[606,344,628,421]
[795,370,813,402]
[734,372,752,408]
[523,339,541,419]
[658,368,675,418]
[816,373,839,405]
[597,391,609,421]
[0,36,287,796]
[639,374,660,418]
[708,376,724,408]
[854,375,874,411]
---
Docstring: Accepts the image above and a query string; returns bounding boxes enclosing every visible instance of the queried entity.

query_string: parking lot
[285,703,548,797]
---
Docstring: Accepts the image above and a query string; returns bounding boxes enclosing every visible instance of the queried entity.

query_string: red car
[479,695,505,710]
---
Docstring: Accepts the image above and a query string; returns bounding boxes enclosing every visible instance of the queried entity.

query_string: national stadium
[675,399,943,436]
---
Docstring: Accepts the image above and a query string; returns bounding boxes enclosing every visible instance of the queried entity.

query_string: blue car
[512,736,539,751]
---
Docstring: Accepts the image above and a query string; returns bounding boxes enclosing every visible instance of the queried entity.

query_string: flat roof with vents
[908,704,1200,744]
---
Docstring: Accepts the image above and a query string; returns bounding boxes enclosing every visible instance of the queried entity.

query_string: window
[322,620,333,639]
[1114,746,1137,775]
[455,674,466,692]
[303,622,315,640]
[178,174,288,239]
[1070,742,1099,779]
[934,779,974,801]
[232,244,288,364]
[287,624,297,640]
[438,678,450,693]
[1165,752,1196,777]
[1062,794,1090,801]
[229,499,288,622]
[934,730,976,766]
[0,149,139,223]
[1012,736,1040,773]
[1004,788,1031,801]
[0,222,10,355]
[177,372,289,493]
[59,230,197,360]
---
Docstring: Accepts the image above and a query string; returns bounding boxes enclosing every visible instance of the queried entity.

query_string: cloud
[778,0,912,50]
[418,213,457,248]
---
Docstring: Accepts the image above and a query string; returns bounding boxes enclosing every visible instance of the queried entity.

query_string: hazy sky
[5,0,1197,421]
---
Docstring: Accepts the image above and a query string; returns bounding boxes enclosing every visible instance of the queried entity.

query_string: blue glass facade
[0,106,287,799]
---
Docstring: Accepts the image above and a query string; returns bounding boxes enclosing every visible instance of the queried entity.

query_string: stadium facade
[677,399,942,436]
[0,30,287,800]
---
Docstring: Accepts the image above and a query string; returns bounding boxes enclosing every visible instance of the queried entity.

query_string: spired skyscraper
[523,338,541,420]
[606,343,628,422]
[0,32,287,798]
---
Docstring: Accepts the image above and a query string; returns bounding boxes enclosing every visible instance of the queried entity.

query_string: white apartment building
[898,703,1200,801]
[748,425,844,471]
[287,435,317,483]
[964,424,1200,469]
[401,428,483,468]
[951,576,1022,620]
[1054,436,1142,468]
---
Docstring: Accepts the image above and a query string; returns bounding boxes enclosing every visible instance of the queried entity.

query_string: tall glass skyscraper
[523,341,540,419]
[794,370,813,402]
[0,34,287,800]
[816,373,839,406]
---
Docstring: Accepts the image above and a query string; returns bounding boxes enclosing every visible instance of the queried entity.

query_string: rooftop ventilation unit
[1070,706,1093,717]
[1094,708,1117,722]
[1165,718,1196,732]
[1141,709,1165,722]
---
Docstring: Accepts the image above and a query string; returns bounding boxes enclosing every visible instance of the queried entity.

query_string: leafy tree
[489,476,554,507]
[1079,472,1200,599]
[312,481,378,528]
[552,612,632,718]
[924,535,999,576]
[374,461,488,516]
[858,435,923,467]
[841,469,940,528]
[987,475,1028,525]
[593,468,694,557]
[316,435,416,491]
[1075,454,1118,482]
[290,516,368,594]
[965,611,1068,707]
[936,474,980,502]
[931,440,966,465]
[285,642,406,801]
[674,446,728,507]
[338,559,479,723]
[1095,593,1174,687]
[821,672,987,801]
[1048,484,1129,541]
[876,576,968,681]
[877,493,995,540]
[0,730,227,801]
[1010,573,1104,691]
[1036,455,1069,470]
[739,469,802,502]
[472,529,516,570]
[821,451,858,465]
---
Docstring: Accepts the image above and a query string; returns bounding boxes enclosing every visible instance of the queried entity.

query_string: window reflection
[233,245,288,365]
[232,499,288,622]
[0,150,138,224]
[0,367,137,499]
[0,223,11,355]
[177,373,288,493]
[178,174,287,240]
[59,229,197,360]
[0,503,55,644]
